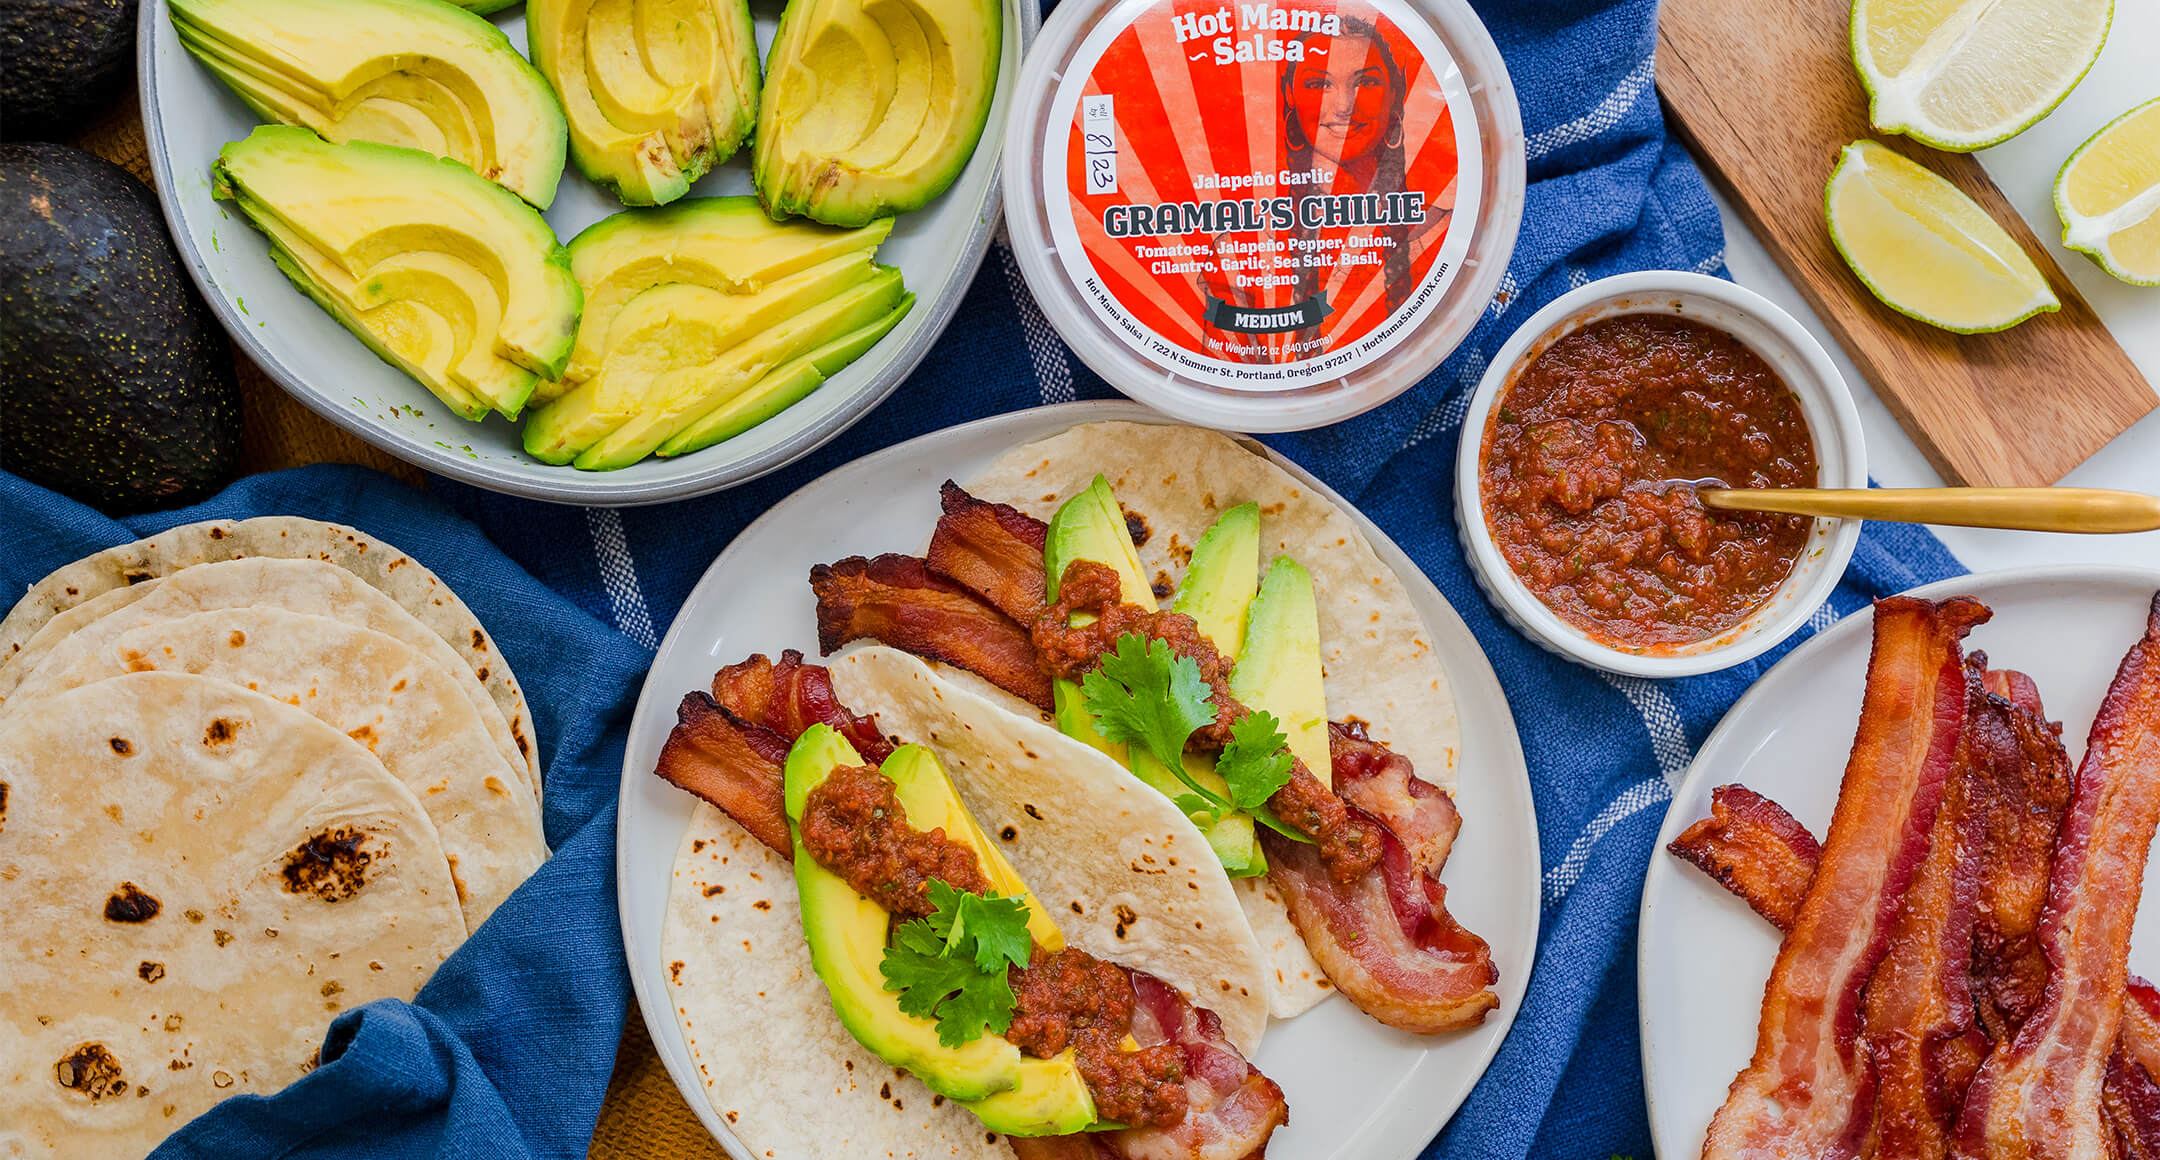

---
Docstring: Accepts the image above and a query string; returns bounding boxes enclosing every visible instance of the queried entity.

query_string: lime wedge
[2056,96,2160,286]
[1852,0,2112,152]
[1825,140,2061,333]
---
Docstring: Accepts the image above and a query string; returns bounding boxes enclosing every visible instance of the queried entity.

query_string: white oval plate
[618,401,1542,1160]
[1640,565,2160,1157]
[139,0,1035,505]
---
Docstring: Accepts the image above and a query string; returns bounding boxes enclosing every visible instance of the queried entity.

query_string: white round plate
[1640,565,2160,1157]
[138,0,1036,505]
[618,401,1541,1160]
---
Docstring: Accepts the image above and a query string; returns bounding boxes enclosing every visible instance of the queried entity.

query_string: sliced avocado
[751,0,1001,225]
[522,252,879,463]
[567,264,907,470]
[1231,557,1330,786]
[552,198,891,398]
[213,127,581,420]
[783,726,1095,1132]
[1043,480,1262,875]
[527,0,759,206]
[657,291,913,457]
[171,0,567,208]
[1172,504,1261,661]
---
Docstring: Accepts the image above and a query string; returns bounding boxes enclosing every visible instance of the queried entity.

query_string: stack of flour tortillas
[0,518,547,1160]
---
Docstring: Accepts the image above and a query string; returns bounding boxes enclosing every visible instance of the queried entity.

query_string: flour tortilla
[0,518,538,788]
[0,673,466,1160]
[3,607,546,929]
[962,421,1465,1019]
[663,649,1275,1158]
[0,558,533,803]
[828,646,1269,1052]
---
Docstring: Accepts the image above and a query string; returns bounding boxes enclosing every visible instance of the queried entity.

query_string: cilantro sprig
[879,881,1034,1047]
[1084,632,1309,841]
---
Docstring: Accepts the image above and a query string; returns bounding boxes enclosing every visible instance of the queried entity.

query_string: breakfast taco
[805,421,1497,1032]
[652,647,1287,1159]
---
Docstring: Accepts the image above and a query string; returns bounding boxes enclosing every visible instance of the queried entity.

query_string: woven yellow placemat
[68,102,721,1160]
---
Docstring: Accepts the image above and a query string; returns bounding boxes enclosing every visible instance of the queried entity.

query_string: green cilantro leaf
[879,883,1034,1048]
[1217,711,1296,811]
[1082,634,1217,773]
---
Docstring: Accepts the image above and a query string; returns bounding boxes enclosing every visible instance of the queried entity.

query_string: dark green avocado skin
[0,143,241,513]
[0,0,135,138]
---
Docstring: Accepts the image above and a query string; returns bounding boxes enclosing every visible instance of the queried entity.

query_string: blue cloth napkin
[0,2,1972,1158]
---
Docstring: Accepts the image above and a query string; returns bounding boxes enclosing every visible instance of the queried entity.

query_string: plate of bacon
[619,401,1540,1160]
[1640,566,2160,1158]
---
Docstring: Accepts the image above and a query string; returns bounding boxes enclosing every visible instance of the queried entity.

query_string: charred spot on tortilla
[56,1043,127,1099]
[105,882,161,922]
[137,961,165,983]
[280,827,376,901]
[0,780,8,828]
[1113,905,1138,938]
[229,630,246,647]
[124,570,153,585]
[183,909,203,923]
[471,630,485,650]
[1000,825,1018,842]
[1024,803,1043,820]
[1151,571,1175,600]
[213,930,233,947]
[202,717,242,746]
[1123,507,1152,546]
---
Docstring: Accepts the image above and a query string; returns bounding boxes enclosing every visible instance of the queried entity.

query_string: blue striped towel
[0,0,1967,1156]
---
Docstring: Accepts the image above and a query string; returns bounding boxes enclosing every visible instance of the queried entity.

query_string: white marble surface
[1709,4,2160,574]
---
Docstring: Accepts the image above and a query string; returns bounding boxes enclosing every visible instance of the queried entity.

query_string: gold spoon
[1693,486,2160,534]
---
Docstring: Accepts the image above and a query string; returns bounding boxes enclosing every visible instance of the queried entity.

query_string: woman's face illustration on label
[1290,31,1397,169]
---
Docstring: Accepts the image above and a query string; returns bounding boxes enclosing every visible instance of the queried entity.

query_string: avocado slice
[171,0,567,208]
[784,727,1097,1134]
[1172,504,1261,660]
[1043,481,1262,875]
[214,127,582,420]
[571,265,907,470]
[551,198,891,398]
[522,252,880,463]
[751,0,1001,225]
[657,291,913,457]
[1230,557,1331,786]
[527,0,759,206]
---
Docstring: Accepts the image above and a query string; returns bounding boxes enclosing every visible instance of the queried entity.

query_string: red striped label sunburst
[1042,0,1483,388]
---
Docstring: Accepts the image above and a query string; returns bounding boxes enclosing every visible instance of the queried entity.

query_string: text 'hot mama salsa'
[1479,314,1818,652]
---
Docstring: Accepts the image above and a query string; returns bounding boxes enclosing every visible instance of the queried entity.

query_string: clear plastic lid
[1002,0,1525,431]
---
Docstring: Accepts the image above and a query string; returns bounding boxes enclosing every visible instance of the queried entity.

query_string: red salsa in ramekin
[1478,313,1818,652]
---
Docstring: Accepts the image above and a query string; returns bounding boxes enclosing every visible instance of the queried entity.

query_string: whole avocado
[0,0,136,138]
[0,143,242,512]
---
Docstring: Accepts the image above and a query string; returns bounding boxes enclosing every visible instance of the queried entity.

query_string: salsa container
[1002,0,1525,431]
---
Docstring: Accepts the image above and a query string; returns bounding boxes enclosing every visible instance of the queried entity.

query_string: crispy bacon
[1952,596,2160,1160]
[654,692,795,855]
[2108,981,2160,1160]
[715,650,894,765]
[1968,669,2074,1043]
[1705,596,1988,1160]
[926,481,1052,625]
[1009,972,1288,1160]
[1669,785,1822,932]
[810,554,1056,711]
[1863,662,1992,1160]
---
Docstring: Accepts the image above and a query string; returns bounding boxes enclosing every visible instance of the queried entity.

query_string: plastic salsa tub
[1002,0,1525,431]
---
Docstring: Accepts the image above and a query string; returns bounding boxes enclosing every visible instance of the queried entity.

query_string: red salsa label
[1044,0,1483,387]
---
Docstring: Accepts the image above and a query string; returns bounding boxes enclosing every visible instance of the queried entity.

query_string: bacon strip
[810,554,1056,711]
[1953,596,2160,1160]
[1968,669,2075,1044]
[1255,723,1496,1034]
[1705,596,1988,1160]
[1864,661,1992,1160]
[1009,971,1287,1160]
[2109,980,2160,1160]
[714,650,893,764]
[925,481,1051,625]
[654,692,795,856]
[1669,784,1822,932]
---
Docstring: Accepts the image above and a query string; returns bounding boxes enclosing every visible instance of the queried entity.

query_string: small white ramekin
[1453,271,1867,678]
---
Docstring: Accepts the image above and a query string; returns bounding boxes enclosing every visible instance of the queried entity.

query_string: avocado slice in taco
[653,648,1287,1159]
[807,421,1497,1034]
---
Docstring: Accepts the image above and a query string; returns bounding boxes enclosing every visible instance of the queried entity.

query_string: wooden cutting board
[1656,0,2156,488]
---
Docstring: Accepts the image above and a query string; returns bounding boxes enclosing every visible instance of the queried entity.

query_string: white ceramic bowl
[138,0,1036,506]
[1452,271,1866,677]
